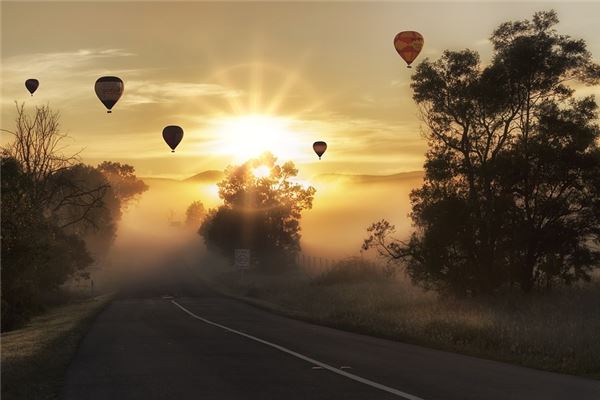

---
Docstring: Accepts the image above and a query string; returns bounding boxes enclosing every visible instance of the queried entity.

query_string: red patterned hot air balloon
[25,79,39,96]
[394,31,424,68]
[313,141,327,160]
[162,125,184,153]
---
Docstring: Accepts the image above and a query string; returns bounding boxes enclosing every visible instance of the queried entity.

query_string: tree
[90,161,148,255]
[199,152,315,271]
[1,103,108,227]
[185,201,206,228]
[364,11,600,295]
[1,157,92,330]
[97,161,148,206]
[0,104,148,329]
[53,164,121,257]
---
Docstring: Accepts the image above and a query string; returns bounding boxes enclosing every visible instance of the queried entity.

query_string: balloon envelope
[394,31,424,68]
[313,141,327,160]
[163,126,184,152]
[95,76,124,113]
[25,79,39,96]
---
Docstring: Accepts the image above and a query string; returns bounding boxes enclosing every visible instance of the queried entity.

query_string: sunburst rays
[187,53,336,164]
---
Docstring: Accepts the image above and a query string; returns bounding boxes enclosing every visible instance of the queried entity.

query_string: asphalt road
[63,270,600,400]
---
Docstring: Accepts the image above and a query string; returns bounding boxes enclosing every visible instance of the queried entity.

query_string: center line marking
[171,300,425,400]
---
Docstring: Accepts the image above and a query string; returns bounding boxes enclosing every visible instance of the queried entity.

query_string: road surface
[63,270,600,400]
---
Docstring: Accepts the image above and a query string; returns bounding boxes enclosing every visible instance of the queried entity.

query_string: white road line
[171,300,425,400]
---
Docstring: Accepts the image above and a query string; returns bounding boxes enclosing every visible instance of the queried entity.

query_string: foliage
[364,11,600,295]
[199,152,315,271]
[1,158,93,329]
[97,161,148,206]
[1,103,108,228]
[53,164,122,258]
[185,200,206,228]
[0,104,147,330]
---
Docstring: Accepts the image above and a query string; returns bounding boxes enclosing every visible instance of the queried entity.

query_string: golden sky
[2,1,599,180]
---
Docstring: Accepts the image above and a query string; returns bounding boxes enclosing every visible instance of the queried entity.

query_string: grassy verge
[202,266,600,379]
[1,294,112,400]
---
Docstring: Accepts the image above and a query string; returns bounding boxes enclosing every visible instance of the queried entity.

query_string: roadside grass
[1,293,112,400]
[202,261,600,379]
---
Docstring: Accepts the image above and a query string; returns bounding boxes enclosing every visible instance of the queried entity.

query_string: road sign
[234,249,250,270]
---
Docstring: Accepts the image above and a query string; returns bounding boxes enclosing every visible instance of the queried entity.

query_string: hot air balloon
[94,76,124,113]
[313,141,327,160]
[25,79,39,96]
[162,125,184,153]
[394,31,424,68]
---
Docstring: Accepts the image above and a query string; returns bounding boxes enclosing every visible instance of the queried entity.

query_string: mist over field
[102,170,424,274]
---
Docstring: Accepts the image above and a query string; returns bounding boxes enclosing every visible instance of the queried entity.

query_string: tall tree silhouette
[200,153,315,271]
[364,11,600,294]
[1,104,147,329]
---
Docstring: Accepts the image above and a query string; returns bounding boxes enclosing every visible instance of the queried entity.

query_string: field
[202,262,600,379]
[1,294,112,400]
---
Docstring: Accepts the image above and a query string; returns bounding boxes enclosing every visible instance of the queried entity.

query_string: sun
[193,60,332,163]
[252,165,271,178]
[213,114,305,162]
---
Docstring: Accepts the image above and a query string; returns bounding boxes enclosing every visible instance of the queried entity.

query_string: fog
[302,172,423,260]
[95,172,423,282]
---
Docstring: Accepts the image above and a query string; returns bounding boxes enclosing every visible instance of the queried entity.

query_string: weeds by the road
[204,260,600,379]
[1,293,112,400]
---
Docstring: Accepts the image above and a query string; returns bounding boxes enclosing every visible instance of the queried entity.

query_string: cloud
[391,80,410,88]
[279,112,425,162]
[2,48,135,76]
[1,48,241,110]
[1,48,140,107]
[122,81,242,105]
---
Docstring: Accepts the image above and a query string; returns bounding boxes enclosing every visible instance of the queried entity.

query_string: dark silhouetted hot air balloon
[163,126,184,153]
[95,76,124,113]
[313,141,327,160]
[394,31,424,68]
[25,79,39,96]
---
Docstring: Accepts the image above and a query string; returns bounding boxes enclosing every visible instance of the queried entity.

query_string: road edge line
[171,299,425,400]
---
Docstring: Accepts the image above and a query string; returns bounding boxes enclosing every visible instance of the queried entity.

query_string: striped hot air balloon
[95,76,124,113]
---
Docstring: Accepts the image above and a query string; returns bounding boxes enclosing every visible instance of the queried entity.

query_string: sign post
[234,249,250,283]
[234,249,250,270]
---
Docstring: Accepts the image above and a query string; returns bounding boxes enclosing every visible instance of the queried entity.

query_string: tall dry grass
[205,258,600,378]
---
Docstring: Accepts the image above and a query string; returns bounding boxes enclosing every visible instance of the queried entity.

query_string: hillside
[183,170,224,183]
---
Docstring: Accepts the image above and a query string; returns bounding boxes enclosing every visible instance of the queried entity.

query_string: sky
[2,1,600,180]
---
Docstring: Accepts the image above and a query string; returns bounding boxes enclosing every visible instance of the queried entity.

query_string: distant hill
[139,177,180,183]
[184,170,224,183]
[144,170,424,185]
[314,171,424,184]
